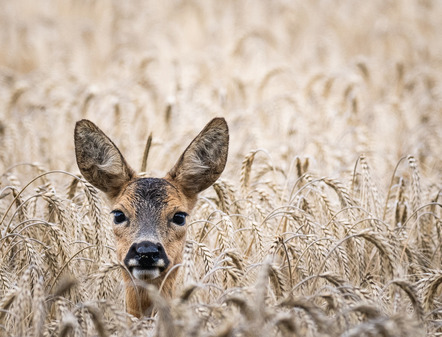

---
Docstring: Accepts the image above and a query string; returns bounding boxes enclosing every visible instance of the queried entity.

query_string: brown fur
[74,118,229,317]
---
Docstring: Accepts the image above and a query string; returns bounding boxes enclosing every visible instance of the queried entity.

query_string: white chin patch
[133,267,160,280]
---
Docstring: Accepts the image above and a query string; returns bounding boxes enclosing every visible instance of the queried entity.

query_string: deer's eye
[172,212,187,226]
[112,210,127,224]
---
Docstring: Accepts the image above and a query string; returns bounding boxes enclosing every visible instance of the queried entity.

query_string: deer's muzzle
[124,241,170,280]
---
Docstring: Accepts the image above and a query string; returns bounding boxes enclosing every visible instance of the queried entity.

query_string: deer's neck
[124,273,177,318]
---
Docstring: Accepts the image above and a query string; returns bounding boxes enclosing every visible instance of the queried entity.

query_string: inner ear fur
[166,117,229,198]
[74,119,136,200]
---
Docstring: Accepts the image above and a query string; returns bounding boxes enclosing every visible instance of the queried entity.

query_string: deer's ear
[165,118,229,198]
[74,120,136,200]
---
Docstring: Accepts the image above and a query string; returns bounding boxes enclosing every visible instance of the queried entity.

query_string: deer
[74,118,229,317]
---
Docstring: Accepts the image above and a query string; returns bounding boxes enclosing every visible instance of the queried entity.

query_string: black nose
[136,242,161,264]
[124,241,169,270]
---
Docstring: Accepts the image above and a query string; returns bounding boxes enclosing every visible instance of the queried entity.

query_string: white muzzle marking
[133,267,161,280]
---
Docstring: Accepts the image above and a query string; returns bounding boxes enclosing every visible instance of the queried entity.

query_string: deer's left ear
[165,118,229,198]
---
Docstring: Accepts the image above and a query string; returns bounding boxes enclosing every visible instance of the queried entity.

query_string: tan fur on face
[112,178,189,280]
[74,118,229,318]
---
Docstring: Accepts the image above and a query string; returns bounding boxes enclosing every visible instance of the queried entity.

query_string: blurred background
[0,0,440,187]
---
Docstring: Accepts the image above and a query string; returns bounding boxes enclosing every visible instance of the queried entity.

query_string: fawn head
[74,118,228,315]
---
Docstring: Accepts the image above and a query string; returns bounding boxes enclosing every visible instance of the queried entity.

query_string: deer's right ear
[74,120,136,200]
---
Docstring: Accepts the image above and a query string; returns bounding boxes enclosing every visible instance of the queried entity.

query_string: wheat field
[0,1,441,336]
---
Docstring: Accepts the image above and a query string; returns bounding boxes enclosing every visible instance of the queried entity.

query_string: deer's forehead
[116,178,180,213]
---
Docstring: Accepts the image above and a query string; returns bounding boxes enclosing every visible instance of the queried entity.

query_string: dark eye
[112,210,127,224]
[172,212,187,226]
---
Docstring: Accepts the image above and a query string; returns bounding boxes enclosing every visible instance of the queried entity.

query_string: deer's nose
[136,242,161,264]
[123,241,169,270]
